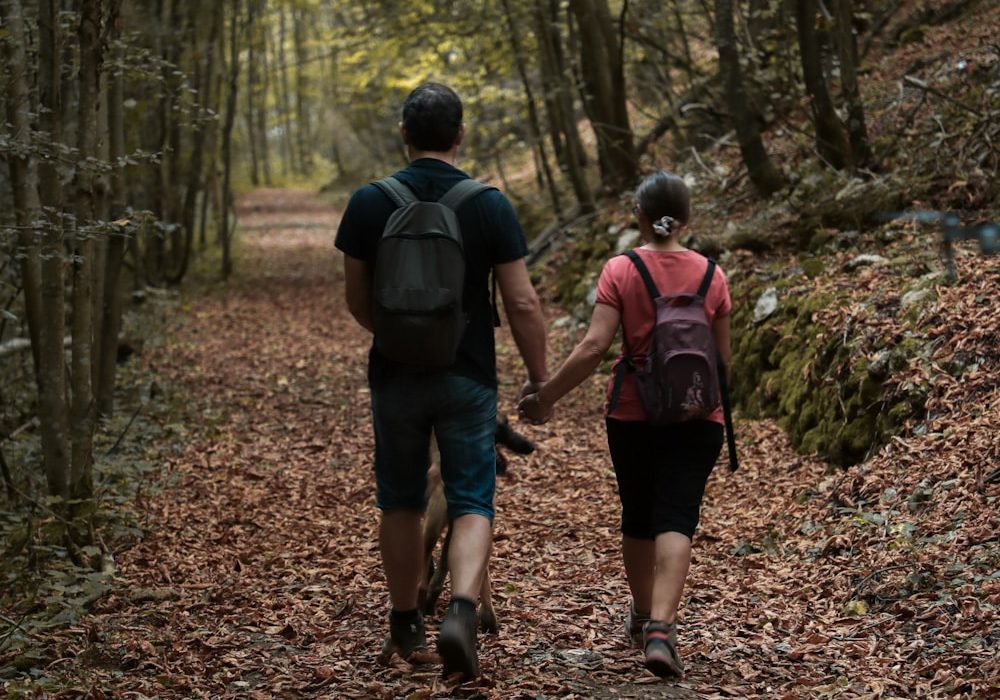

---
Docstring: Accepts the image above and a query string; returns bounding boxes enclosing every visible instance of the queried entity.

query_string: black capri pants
[606,418,723,540]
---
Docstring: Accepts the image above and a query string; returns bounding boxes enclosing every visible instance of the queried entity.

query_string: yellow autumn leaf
[843,599,869,617]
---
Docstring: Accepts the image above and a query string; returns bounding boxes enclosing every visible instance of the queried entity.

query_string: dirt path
[51,189,996,699]
[52,189,695,699]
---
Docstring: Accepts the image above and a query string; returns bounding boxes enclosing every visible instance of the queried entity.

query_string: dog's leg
[420,465,447,612]
[426,521,450,613]
[478,565,498,633]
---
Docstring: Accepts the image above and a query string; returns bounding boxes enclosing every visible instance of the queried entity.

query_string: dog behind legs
[420,414,535,632]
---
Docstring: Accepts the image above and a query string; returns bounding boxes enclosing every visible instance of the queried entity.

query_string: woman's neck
[642,236,686,252]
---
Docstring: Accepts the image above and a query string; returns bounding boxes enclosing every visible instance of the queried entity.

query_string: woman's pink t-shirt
[595,248,732,424]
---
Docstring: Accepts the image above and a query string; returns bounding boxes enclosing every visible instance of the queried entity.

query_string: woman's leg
[648,420,722,622]
[622,535,654,614]
[650,531,692,623]
[607,419,656,617]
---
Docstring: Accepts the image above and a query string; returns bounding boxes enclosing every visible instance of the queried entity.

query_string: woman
[518,170,732,678]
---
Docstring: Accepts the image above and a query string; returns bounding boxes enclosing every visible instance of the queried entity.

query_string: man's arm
[343,254,374,333]
[495,258,547,385]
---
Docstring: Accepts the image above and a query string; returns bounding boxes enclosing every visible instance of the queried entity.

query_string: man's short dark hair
[402,83,463,152]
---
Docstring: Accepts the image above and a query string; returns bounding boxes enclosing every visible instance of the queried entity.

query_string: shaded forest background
[1,0,998,696]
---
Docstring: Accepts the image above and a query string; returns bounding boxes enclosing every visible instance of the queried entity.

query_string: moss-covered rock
[730,271,927,467]
[802,257,826,278]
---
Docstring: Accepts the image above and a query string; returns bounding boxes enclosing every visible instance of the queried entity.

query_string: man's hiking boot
[643,620,683,678]
[625,603,651,649]
[437,599,479,680]
[379,610,427,663]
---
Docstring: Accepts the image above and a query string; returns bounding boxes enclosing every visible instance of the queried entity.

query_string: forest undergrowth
[2,187,995,699]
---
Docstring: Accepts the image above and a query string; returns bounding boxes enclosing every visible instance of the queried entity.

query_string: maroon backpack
[609,250,738,469]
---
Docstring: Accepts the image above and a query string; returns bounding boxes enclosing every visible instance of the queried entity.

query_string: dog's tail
[496,414,535,455]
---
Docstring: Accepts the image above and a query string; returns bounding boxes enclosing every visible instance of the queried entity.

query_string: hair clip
[652,215,676,237]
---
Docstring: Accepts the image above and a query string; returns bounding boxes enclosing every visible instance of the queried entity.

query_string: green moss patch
[731,270,929,467]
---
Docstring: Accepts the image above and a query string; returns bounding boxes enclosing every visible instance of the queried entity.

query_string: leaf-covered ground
[7,189,997,699]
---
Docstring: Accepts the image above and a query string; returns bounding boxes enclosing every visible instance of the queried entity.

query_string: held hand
[517,391,554,425]
[518,379,540,402]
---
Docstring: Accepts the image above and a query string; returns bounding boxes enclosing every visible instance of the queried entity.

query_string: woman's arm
[519,303,620,423]
[713,313,732,383]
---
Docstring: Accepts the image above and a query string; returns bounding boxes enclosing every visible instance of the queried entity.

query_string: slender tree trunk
[0,0,44,374]
[792,0,851,169]
[670,0,697,90]
[570,0,638,194]
[716,0,785,196]
[168,1,219,285]
[70,0,106,511]
[220,0,241,280]
[834,0,874,169]
[292,5,312,175]
[501,0,561,217]
[37,0,72,500]
[97,6,127,418]
[534,1,593,214]
[90,83,108,397]
[245,0,260,187]
[277,8,298,176]
[256,3,272,186]
[165,0,185,277]
[199,0,225,250]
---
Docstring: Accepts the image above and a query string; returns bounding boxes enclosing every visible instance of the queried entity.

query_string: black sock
[390,608,420,623]
[449,597,476,615]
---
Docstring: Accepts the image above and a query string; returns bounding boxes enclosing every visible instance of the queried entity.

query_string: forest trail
[62,189,996,699]
[66,188,696,699]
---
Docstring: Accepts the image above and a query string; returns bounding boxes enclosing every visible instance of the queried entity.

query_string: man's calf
[419,415,534,632]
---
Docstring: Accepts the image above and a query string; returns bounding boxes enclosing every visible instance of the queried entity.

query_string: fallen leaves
[4,185,997,699]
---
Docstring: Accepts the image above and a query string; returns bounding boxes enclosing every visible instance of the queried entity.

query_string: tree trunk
[37,0,72,500]
[164,0,186,279]
[199,0,225,251]
[834,0,874,169]
[0,0,44,375]
[277,8,298,176]
[256,2,272,186]
[669,0,697,91]
[70,0,106,511]
[716,0,785,196]
[570,0,638,195]
[292,5,313,175]
[97,7,127,418]
[534,1,594,215]
[792,0,851,169]
[245,0,260,187]
[90,83,108,398]
[501,0,561,217]
[167,1,221,285]
[220,0,241,280]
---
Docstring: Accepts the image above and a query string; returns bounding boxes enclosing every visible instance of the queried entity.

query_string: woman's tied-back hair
[635,170,691,238]
[402,83,463,153]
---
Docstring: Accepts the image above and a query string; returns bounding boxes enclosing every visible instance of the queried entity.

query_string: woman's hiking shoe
[643,620,683,678]
[437,599,479,680]
[625,603,650,649]
[379,610,428,663]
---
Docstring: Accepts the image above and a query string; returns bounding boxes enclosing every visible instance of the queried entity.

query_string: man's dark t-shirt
[335,158,528,389]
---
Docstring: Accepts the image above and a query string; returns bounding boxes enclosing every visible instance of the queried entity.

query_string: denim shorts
[371,373,497,520]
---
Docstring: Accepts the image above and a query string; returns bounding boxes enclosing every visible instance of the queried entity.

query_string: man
[335,83,548,679]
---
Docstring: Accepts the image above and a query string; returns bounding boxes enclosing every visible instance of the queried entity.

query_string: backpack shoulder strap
[696,258,717,298]
[624,249,661,300]
[372,176,417,208]
[437,178,494,211]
